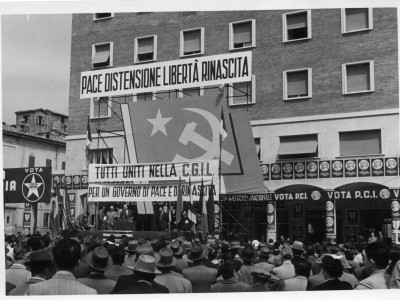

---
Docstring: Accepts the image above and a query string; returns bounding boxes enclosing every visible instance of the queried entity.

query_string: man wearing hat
[26,238,97,295]
[182,244,217,293]
[154,247,192,293]
[116,254,169,294]
[78,246,116,293]
[105,246,132,281]
[291,240,305,265]
[112,243,167,294]
[9,248,54,295]
[170,240,188,273]
[238,244,258,285]
[123,240,139,268]
[254,247,275,272]
[251,265,272,292]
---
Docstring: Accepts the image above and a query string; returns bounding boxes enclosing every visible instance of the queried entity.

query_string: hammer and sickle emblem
[173,108,234,165]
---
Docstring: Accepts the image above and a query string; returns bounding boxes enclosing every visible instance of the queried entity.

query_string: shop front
[269,183,397,244]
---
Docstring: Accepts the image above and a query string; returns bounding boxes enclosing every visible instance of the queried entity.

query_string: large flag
[208,181,215,234]
[199,178,209,233]
[121,94,265,195]
[187,177,197,224]
[86,116,92,166]
[176,177,183,225]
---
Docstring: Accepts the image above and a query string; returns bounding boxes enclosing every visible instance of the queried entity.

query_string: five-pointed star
[147,109,172,136]
[24,175,42,199]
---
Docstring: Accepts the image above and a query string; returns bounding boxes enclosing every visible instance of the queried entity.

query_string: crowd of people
[4,230,400,295]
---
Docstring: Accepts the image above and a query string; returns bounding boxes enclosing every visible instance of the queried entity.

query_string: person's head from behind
[13,244,32,263]
[305,245,315,257]
[221,259,236,280]
[364,242,389,276]
[110,247,126,265]
[321,255,343,279]
[52,238,80,272]
[294,258,311,278]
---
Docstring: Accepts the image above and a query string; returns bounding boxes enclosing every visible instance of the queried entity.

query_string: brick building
[67,9,399,242]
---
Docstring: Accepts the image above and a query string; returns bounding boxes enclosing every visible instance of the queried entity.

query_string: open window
[278,134,318,160]
[229,19,256,50]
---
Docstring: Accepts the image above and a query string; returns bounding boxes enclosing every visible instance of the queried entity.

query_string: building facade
[3,109,67,235]
[67,9,399,242]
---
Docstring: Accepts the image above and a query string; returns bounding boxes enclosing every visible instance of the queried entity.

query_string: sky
[2,14,72,124]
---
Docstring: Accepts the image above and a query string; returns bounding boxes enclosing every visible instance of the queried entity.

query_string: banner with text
[88,160,218,184]
[88,181,219,202]
[80,52,252,98]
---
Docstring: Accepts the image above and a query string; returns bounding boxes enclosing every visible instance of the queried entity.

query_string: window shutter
[138,37,154,54]
[346,8,368,31]
[92,44,110,64]
[234,22,252,44]
[347,63,370,92]
[279,135,318,155]
[184,30,201,53]
[287,12,307,29]
[287,71,308,96]
[340,130,381,156]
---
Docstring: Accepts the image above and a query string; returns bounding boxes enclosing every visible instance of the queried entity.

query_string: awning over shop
[335,182,389,191]
[275,184,324,193]
[278,139,317,155]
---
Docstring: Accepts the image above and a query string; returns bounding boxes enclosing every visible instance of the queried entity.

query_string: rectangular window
[283,10,311,42]
[181,87,203,98]
[43,213,50,228]
[278,134,318,160]
[36,116,45,126]
[341,8,373,33]
[164,90,179,99]
[342,61,374,94]
[90,97,111,119]
[135,35,157,63]
[180,28,204,56]
[92,42,113,68]
[28,155,35,167]
[46,159,52,167]
[62,162,66,170]
[283,68,312,100]
[339,130,381,156]
[229,19,256,50]
[93,13,114,21]
[88,148,114,164]
[228,75,256,106]
[134,93,154,102]
[23,115,30,123]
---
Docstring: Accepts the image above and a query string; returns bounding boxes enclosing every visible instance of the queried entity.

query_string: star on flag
[23,175,43,199]
[146,109,172,136]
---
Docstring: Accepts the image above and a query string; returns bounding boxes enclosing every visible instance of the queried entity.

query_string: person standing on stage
[119,205,129,219]
[169,206,177,231]
[107,206,118,230]
[158,206,169,232]
[98,206,106,230]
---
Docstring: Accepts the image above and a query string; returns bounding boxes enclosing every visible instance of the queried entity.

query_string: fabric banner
[4,167,51,204]
[88,160,218,184]
[88,181,219,202]
[80,52,252,98]
[122,93,265,195]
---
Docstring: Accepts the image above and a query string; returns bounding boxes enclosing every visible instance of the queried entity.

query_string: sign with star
[3,167,52,204]
[121,94,265,195]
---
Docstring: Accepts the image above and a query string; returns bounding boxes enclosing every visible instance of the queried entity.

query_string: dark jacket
[182,262,218,293]
[116,279,169,294]
[312,278,353,290]
[112,274,168,294]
